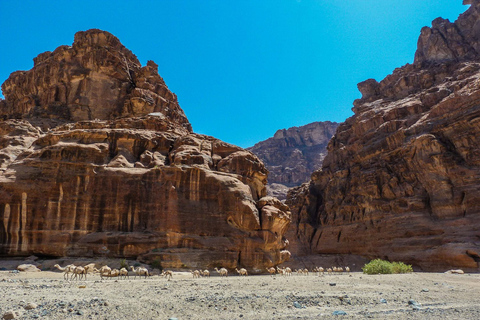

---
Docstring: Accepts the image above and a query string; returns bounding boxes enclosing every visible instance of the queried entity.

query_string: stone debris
[332,310,347,315]
[445,270,465,274]
[24,303,37,310]
[2,310,21,320]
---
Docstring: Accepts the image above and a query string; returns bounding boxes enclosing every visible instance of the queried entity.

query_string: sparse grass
[362,259,413,275]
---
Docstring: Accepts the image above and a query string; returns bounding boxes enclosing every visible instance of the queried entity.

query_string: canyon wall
[248,121,338,200]
[287,1,480,271]
[0,29,291,270]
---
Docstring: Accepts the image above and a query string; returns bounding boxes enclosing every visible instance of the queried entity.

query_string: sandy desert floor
[0,267,479,320]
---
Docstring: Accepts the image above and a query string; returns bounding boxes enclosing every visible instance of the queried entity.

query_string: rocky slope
[248,121,338,200]
[0,29,291,270]
[287,1,480,271]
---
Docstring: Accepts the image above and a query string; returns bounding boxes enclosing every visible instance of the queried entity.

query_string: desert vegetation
[362,259,413,275]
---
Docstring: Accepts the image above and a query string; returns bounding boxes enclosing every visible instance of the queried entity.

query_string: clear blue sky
[0,1,468,148]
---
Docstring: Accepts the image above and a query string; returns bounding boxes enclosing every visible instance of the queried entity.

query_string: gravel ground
[0,269,479,319]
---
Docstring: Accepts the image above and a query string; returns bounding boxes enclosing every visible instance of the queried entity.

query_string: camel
[345,266,350,273]
[303,268,309,276]
[276,266,284,276]
[53,264,76,280]
[130,266,149,279]
[266,267,276,276]
[101,269,120,279]
[235,268,248,276]
[201,270,210,277]
[315,267,324,276]
[70,266,87,281]
[214,267,228,277]
[191,270,201,278]
[83,263,96,274]
[285,267,292,276]
[161,270,173,281]
[295,269,304,275]
[97,265,112,277]
[119,267,129,280]
[277,266,292,276]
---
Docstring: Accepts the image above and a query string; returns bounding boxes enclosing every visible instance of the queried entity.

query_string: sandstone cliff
[248,121,339,200]
[287,1,480,271]
[0,29,291,270]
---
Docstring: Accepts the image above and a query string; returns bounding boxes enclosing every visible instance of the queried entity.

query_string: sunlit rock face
[248,121,339,200]
[287,1,480,271]
[1,29,191,131]
[0,29,291,270]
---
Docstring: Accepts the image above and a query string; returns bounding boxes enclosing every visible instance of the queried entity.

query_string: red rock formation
[0,30,290,270]
[248,121,338,200]
[1,29,190,131]
[287,1,480,271]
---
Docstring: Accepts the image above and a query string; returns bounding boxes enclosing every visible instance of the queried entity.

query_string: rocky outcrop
[248,121,338,200]
[1,29,191,131]
[0,30,290,270]
[287,1,480,271]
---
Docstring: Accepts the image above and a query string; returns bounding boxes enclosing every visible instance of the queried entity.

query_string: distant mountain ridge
[248,121,339,199]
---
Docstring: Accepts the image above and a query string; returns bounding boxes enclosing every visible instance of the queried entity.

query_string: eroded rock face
[287,2,480,271]
[1,29,191,131]
[248,121,338,200]
[0,30,290,270]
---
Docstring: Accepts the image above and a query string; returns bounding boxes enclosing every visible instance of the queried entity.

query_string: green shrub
[362,259,413,274]
[120,259,129,269]
[391,261,413,274]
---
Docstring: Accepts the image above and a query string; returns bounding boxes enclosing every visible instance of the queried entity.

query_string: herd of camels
[53,263,351,281]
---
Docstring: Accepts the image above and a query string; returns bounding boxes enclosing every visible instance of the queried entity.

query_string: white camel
[70,266,87,281]
[83,263,96,274]
[119,267,129,280]
[191,270,201,278]
[53,264,76,280]
[266,267,276,276]
[235,268,248,276]
[101,269,120,279]
[201,270,210,277]
[214,267,228,277]
[130,266,149,279]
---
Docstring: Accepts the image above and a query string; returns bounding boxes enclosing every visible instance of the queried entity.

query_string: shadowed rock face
[248,121,339,200]
[287,1,480,271]
[0,30,291,270]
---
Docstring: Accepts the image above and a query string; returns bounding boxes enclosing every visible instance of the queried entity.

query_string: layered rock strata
[248,121,338,200]
[0,29,291,270]
[287,1,480,271]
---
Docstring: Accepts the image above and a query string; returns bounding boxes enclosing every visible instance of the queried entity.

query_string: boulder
[16,264,40,272]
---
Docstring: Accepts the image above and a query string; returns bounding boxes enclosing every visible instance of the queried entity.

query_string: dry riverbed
[0,269,479,319]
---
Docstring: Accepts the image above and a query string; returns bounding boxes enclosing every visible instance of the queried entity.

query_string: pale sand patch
[0,270,479,319]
